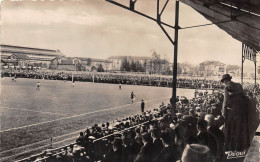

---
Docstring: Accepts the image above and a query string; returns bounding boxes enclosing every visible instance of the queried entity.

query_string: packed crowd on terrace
[22,83,259,162]
[2,70,227,89]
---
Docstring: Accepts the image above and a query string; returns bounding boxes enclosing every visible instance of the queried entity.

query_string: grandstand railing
[15,118,153,162]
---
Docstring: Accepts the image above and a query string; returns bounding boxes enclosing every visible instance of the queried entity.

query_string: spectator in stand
[186,109,198,143]
[205,114,224,161]
[135,127,143,145]
[151,129,164,159]
[174,122,189,160]
[154,131,178,162]
[211,103,222,117]
[181,144,213,162]
[84,128,91,138]
[204,89,208,95]
[105,138,123,162]
[76,132,86,147]
[71,147,87,162]
[122,136,132,162]
[195,89,198,98]
[221,74,250,151]
[140,125,147,134]
[134,133,154,162]
[122,135,141,162]
[213,116,224,130]
[197,119,217,156]
[247,92,260,143]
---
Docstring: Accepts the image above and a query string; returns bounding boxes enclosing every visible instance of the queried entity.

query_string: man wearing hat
[221,74,250,151]
[181,144,213,162]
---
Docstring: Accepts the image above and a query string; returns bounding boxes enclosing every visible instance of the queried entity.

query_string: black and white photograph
[0,0,259,161]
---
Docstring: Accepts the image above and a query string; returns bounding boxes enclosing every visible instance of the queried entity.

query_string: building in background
[108,56,150,72]
[177,63,199,76]
[1,44,242,76]
[226,65,241,77]
[77,57,113,72]
[108,56,125,71]
[199,61,227,77]
[108,55,171,74]
[53,57,81,71]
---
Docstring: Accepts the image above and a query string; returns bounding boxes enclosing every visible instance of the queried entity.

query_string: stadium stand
[16,89,260,162]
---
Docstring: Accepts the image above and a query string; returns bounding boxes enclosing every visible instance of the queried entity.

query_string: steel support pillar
[241,43,245,86]
[171,0,179,114]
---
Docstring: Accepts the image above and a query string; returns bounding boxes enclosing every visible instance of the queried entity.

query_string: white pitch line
[0,106,68,116]
[0,97,170,133]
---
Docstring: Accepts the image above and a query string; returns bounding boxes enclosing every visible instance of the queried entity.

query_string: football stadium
[1,0,260,162]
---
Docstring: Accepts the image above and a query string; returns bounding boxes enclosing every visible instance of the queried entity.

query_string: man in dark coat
[154,131,178,162]
[134,133,154,162]
[205,114,225,160]
[247,92,260,142]
[76,132,86,147]
[197,119,217,155]
[221,74,250,151]
[123,136,141,162]
[151,129,164,159]
[141,100,145,113]
[105,138,123,162]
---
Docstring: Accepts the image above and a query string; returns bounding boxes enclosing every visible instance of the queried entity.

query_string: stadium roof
[0,44,65,57]
[180,0,260,51]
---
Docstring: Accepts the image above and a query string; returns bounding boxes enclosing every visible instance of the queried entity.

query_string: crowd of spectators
[2,70,225,89]
[20,88,259,162]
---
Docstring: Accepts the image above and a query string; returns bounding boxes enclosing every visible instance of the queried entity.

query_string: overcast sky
[1,0,250,66]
